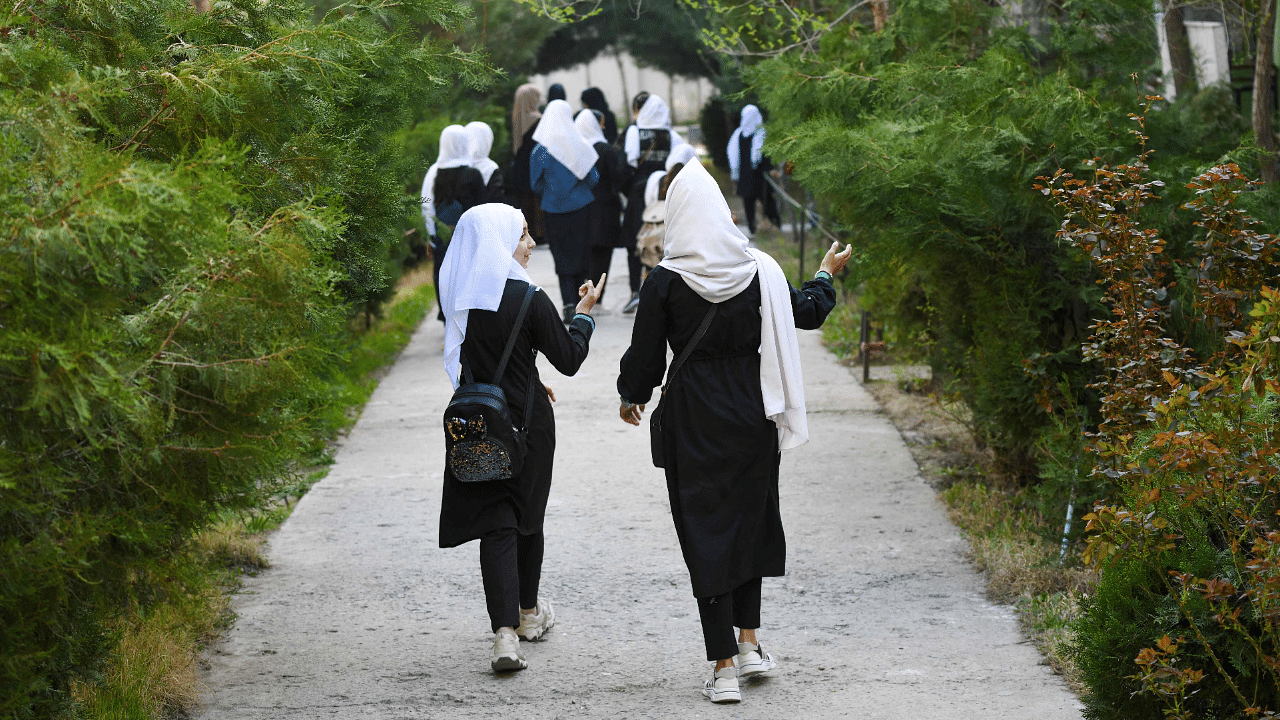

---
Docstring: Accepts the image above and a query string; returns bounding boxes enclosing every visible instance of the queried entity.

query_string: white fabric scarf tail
[750,249,808,449]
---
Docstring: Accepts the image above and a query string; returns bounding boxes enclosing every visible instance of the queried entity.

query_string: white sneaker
[702,665,741,703]
[490,628,527,672]
[736,641,777,677]
[516,598,556,641]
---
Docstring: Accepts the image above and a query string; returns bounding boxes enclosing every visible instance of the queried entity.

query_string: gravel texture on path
[195,247,1083,719]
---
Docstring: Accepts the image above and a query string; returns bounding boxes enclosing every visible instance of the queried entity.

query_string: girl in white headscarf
[619,93,684,314]
[422,125,486,321]
[465,121,504,203]
[530,99,600,318]
[726,105,771,234]
[438,203,605,674]
[616,159,851,704]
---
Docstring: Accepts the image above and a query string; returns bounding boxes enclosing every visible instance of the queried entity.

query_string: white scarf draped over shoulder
[659,159,808,450]
[438,203,535,389]
[466,121,500,185]
[420,125,472,235]
[532,99,598,180]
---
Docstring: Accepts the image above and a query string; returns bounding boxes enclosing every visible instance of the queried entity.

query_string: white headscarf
[420,125,473,235]
[660,159,808,449]
[727,105,767,182]
[466,121,500,185]
[643,170,666,207]
[666,143,699,171]
[532,99,598,180]
[575,109,607,146]
[439,204,535,389]
[636,95,672,129]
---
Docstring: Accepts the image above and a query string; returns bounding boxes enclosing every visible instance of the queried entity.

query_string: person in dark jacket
[511,84,546,243]
[421,124,485,320]
[619,94,683,314]
[438,203,604,673]
[727,104,772,235]
[580,86,618,145]
[530,100,600,320]
[616,159,851,704]
[576,108,629,304]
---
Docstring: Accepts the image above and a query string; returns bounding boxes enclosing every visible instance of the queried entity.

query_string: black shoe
[622,293,640,315]
[563,305,575,324]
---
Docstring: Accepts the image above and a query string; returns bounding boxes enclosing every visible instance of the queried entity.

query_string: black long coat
[617,267,835,598]
[587,141,628,249]
[439,280,594,548]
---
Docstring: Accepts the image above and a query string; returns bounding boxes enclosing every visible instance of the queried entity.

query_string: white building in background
[1156,14,1231,101]
[529,50,716,125]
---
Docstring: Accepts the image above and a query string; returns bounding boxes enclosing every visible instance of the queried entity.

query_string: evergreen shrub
[0,0,483,715]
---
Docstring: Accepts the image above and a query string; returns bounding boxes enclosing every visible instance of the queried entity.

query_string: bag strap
[493,284,538,385]
[659,304,717,397]
[460,283,537,386]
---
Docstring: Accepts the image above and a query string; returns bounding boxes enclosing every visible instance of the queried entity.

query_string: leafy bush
[1044,119,1280,717]
[0,0,480,715]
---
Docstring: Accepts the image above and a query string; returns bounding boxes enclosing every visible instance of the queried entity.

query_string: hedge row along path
[195,246,1083,718]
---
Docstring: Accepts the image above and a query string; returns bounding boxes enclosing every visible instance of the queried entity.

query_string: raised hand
[820,242,853,277]
[575,273,607,315]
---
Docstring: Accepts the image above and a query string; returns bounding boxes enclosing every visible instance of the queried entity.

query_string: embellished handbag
[649,304,718,469]
[444,284,539,483]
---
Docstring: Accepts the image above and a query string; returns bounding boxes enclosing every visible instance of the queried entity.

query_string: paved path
[196,247,1082,719]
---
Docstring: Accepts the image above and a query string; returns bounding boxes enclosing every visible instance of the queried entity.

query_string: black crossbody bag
[650,305,718,469]
[444,284,539,483]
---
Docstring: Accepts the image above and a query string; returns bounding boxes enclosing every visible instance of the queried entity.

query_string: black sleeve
[790,276,837,330]
[484,170,505,203]
[529,288,593,376]
[617,275,669,405]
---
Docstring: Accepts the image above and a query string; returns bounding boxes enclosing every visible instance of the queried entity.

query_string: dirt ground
[193,247,1082,719]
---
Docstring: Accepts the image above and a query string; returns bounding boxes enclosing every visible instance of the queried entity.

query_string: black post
[861,310,871,383]
[798,190,807,284]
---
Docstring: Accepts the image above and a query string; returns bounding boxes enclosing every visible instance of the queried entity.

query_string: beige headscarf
[511,84,542,152]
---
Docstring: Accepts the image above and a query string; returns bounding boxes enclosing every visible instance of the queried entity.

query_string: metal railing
[763,172,842,283]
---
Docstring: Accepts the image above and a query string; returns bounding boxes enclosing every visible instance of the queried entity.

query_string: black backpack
[443,284,538,483]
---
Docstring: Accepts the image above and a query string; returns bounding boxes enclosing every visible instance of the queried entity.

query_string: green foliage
[533,0,719,79]
[0,0,478,716]
[732,0,1271,480]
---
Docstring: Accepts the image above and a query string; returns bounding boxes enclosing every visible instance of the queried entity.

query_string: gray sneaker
[491,628,527,672]
[702,665,741,703]
[516,598,556,641]
[621,293,640,314]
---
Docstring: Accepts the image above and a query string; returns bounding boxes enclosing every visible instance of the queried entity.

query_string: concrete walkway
[196,247,1082,719]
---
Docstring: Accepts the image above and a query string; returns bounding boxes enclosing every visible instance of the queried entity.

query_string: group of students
[421,84,758,325]
[434,144,853,703]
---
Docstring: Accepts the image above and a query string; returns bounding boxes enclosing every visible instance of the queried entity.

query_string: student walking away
[580,86,618,145]
[546,83,566,102]
[510,84,546,244]
[634,143,698,271]
[620,94,683,314]
[727,104,776,235]
[576,108,628,305]
[530,100,600,321]
[466,121,505,204]
[421,125,483,321]
[616,159,851,704]
[438,203,605,673]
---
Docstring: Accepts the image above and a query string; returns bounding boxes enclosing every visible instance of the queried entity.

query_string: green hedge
[0,0,483,715]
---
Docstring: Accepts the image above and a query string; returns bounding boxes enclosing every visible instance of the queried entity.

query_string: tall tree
[1255,0,1278,182]
[1162,0,1197,99]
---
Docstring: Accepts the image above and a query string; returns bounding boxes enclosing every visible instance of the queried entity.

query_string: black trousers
[479,525,544,632]
[557,274,587,311]
[741,194,759,234]
[590,247,614,303]
[697,577,762,661]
